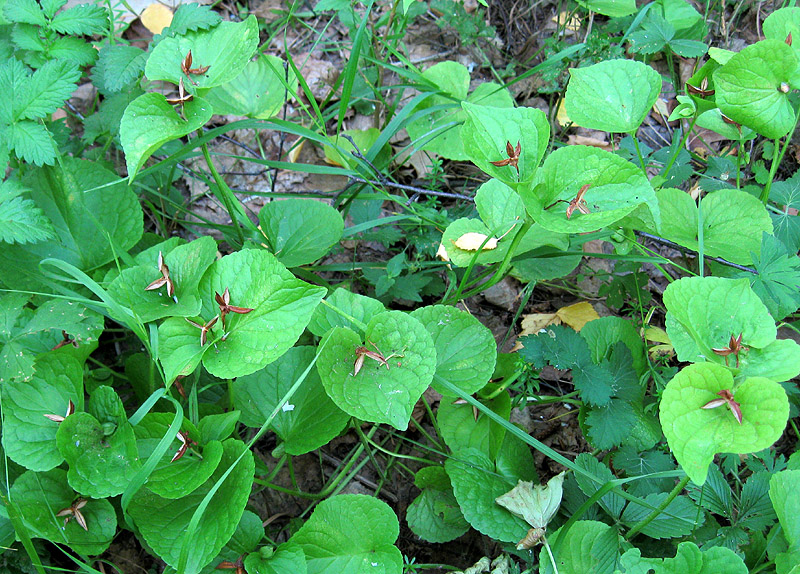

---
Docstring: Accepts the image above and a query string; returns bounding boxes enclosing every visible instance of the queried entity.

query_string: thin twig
[636,231,757,274]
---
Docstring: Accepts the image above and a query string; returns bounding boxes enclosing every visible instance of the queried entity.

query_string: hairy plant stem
[625,474,691,539]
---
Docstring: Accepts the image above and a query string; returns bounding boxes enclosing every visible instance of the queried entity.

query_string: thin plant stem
[626,475,691,539]
[199,141,246,246]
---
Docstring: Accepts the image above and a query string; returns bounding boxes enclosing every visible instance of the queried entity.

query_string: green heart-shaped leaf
[659,362,789,485]
[317,311,436,430]
[714,39,799,139]
[565,59,662,133]
[307,288,386,337]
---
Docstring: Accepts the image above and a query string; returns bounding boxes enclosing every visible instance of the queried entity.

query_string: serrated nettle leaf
[49,2,108,35]
[410,305,496,396]
[120,92,213,179]
[520,145,657,234]
[659,362,790,485]
[316,311,436,430]
[191,249,325,379]
[573,453,625,520]
[94,44,148,94]
[0,158,144,292]
[145,16,258,89]
[6,120,57,166]
[15,58,81,121]
[715,39,799,139]
[461,102,549,185]
[288,494,402,574]
[0,178,55,244]
[2,0,46,26]
[565,59,662,133]
[621,493,704,539]
[233,346,349,455]
[129,439,254,573]
[2,352,83,471]
[107,236,217,323]
[204,54,298,119]
[10,468,117,555]
[168,2,222,35]
[740,232,800,320]
[664,276,800,381]
[438,390,511,460]
[134,413,223,499]
[406,61,515,160]
[541,520,619,574]
[257,198,344,267]
[656,188,772,265]
[308,288,386,337]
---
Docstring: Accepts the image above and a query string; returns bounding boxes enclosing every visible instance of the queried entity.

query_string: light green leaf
[0,178,55,244]
[16,58,81,120]
[204,54,297,119]
[94,44,147,94]
[258,198,344,267]
[764,7,800,58]
[233,346,349,455]
[134,413,223,499]
[659,362,789,485]
[144,16,259,89]
[565,59,661,133]
[289,494,402,574]
[308,288,386,337]
[770,470,800,547]
[407,466,470,543]
[657,187,772,264]
[664,276,800,381]
[437,390,511,460]
[107,236,217,323]
[521,145,656,233]
[618,542,748,574]
[157,316,207,384]
[475,178,526,231]
[406,61,514,160]
[410,305,496,396]
[575,0,636,17]
[10,468,117,556]
[6,120,57,165]
[2,352,83,471]
[715,39,799,139]
[49,2,107,35]
[316,311,436,430]
[195,250,325,379]
[542,520,618,574]
[245,544,307,574]
[120,92,213,179]
[461,102,549,185]
[446,448,530,544]
[2,0,45,26]
[128,439,255,573]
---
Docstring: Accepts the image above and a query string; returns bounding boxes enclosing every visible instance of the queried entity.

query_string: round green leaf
[565,59,662,133]
[475,178,526,231]
[2,352,83,471]
[770,470,800,548]
[438,390,511,460]
[128,439,255,573]
[144,16,259,89]
[56,412,141,498]
[258,198,344,267]
[657,188,772,265]
[461,102,550,185]
[542,520,619,574]
[659,362,789,485]
[107,236,217,323]
[204,54,297,119]
[521,145,656,233]
[10,468,117,556]
[410,305,496,395]
[407,466,470,543]
[663,277,800,382]
[576,0,636,17]
[233,346,349,455]
[191,250,325,380]
[445,448,529,544]
[121,92,213,179]
[307,288,386,337]
[764,7,800,57]
[715,39,799,139]
[245,544,307,574]
[134,413,223,499]
[288,494,402,574]
[317,311,436,430]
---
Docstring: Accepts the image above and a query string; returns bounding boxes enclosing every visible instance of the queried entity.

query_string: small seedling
[43,399,75,423]
[145,251,177,302]
[214,287,254,329]
[185,315,219,347]
[57,499,89,531]
[712,333,748,368]
[490,140,521,175]
[701,388,743,424]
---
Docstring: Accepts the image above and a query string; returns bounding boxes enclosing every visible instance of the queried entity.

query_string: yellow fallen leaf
[287,138,305,163]
[653,98,670,118]
[519,312,560,336]
[140,2,173,35]
[552,10,581,32]
[556,301,599,331]
[453,232,498,251]
[436,242,451,262]
[645,326,674,359]
[556,99,571,127]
